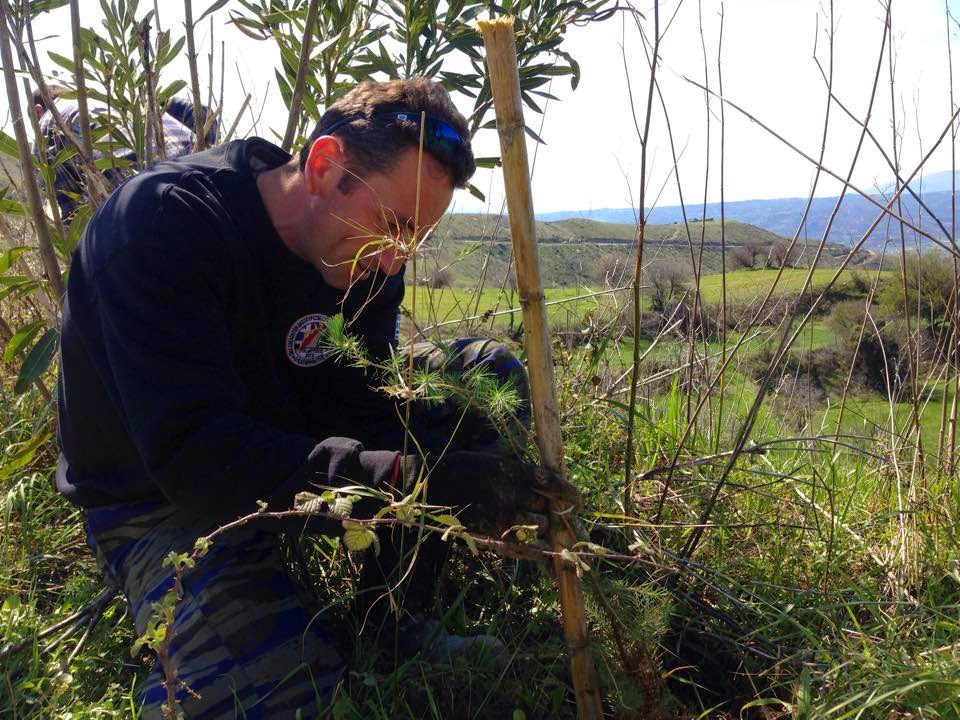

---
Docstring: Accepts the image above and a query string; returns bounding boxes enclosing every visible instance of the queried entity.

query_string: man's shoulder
[77,143,252,272]
[109,138,282,213]
[100,142,250,223]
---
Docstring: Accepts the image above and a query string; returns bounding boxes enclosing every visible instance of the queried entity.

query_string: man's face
[306,146,455,290]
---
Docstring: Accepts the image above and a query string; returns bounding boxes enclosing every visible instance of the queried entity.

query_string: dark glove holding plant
[273,438,578,539]
[397,451,580,537]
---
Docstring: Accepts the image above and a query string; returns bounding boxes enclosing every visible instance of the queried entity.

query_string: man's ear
[303,136,346,196]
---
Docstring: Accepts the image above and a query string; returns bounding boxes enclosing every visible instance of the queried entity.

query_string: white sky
[5,0,960,214]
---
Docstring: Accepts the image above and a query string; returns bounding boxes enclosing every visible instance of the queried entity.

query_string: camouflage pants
[84,337,529,719]
[86,502,341,719]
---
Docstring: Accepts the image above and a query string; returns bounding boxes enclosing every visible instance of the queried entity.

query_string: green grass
[402,284,620,334]
[695,266,875,303]
[404,267,889,338]
[821,391,952,459]
[603,319,836,367]
[0,391,143,716]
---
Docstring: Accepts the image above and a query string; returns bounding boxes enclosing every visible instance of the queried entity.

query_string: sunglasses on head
[321,110,467,166]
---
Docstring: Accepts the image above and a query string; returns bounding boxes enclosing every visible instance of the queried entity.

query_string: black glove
[265,439,579,539]
[254,437,400,534]
[399,450,580,536]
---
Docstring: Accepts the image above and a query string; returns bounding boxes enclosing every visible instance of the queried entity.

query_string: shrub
[879,251,957,327]
[592,252,630,286]
[648,261,689,312]
[425,267,454,289]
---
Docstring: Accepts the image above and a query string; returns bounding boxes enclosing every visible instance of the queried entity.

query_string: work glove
[397,450,581,537]
[277,438,578,539]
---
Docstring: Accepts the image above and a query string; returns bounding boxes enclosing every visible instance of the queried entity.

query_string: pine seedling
[321,313,370,367]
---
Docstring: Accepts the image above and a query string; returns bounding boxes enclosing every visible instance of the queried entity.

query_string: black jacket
[57,138,403,518]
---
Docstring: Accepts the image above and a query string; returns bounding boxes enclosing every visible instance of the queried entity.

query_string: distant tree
[729,246,753,270]
[769,239,800,268]
[744,237,767,267]
[592,252,629,286]
[729,237,768,269]
[425,267,454,289]
[649,261,688,312]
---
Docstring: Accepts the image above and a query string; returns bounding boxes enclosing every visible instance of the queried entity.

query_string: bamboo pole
[477,17,604,720]
[137,18,165,164]
[21,11,108,205]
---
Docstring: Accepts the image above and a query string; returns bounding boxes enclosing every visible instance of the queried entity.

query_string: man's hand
[399,451,580,536]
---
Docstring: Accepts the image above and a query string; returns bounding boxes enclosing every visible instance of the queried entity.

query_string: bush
[828,299,869,348]
[728,246,754,270]
[879,251,957,326]
[425,267,454,289]
[769,239,800,268]
[592,252,630,286]
[728,237,768,269]
[648,261,688,312]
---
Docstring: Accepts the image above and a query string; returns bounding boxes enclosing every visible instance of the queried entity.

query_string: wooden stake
[477,17,604,720]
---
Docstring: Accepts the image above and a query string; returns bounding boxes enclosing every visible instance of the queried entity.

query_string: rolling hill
[421,215,866,289]
[435,214,788,247]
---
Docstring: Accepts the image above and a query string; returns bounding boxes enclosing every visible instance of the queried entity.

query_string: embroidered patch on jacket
[286,313,331,367]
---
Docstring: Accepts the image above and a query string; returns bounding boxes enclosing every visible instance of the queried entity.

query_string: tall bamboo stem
[0,0,64,305]
[22,11,108,205]
[944,0,959,476]
[137,18,164,164]
[477,17,604,720]
[16,55,66,252]
[716,4,728,449]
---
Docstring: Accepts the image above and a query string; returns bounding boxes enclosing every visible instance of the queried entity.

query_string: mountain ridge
[534,185,958,248]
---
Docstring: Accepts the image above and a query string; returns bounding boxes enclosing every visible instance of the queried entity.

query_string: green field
[402,284,618,334]
[403,267,885,336]
[404,269,945,471]
[695,266,885,303]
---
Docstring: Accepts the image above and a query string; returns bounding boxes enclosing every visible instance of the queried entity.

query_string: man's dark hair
[31,84,71,111]
[298,78,475,189]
